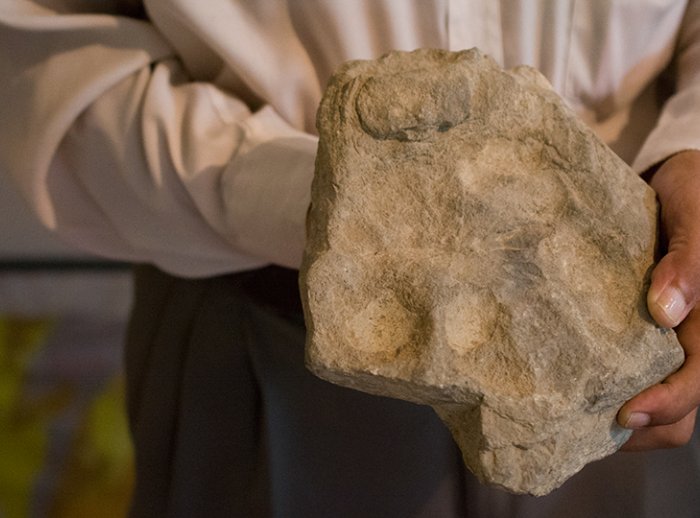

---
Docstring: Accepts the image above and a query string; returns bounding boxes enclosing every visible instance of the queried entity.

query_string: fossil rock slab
[300,49,684,496]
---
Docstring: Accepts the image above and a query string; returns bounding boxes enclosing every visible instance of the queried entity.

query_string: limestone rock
[299,49,684,496]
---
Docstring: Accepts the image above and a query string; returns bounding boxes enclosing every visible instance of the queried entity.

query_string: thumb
[647,250,697,328]
[646,150,700,328]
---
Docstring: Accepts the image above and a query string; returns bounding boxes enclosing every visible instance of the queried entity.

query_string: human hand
[618,150,700,451]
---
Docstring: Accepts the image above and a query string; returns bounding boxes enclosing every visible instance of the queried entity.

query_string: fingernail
[624,412,651,429]
[652,285,687,327]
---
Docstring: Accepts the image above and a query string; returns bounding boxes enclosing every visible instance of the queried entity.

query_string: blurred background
[1,170,134,518]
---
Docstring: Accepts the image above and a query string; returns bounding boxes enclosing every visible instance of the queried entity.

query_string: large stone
[299,48,684,496]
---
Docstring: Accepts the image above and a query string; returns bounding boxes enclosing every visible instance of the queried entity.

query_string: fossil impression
[300,48,684,496]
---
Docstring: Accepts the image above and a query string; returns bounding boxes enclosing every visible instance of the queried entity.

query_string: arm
[0,1,317,277]
[617,0,700,449]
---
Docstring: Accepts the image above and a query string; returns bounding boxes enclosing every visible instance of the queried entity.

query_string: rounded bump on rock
[355,68,471,141]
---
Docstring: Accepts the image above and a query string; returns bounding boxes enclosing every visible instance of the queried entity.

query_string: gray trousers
[124,265,700,518]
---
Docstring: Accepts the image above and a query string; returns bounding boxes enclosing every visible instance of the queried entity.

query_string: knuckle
[660,415,697,448]
[665,429,693,448]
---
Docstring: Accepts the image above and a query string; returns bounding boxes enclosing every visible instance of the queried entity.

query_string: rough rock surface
[299,49,684,496]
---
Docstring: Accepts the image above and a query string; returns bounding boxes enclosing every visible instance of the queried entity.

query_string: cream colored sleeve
[632,0,700,173]
[0,1,317,276]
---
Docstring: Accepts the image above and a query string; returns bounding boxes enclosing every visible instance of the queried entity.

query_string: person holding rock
[1,1,699,516]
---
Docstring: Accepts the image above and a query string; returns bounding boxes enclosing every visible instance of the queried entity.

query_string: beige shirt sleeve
[632,0,700,173]
[0,1,317,276]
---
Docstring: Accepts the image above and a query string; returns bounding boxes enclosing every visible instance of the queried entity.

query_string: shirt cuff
[223,106,318,269]
[632,86,700,174]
